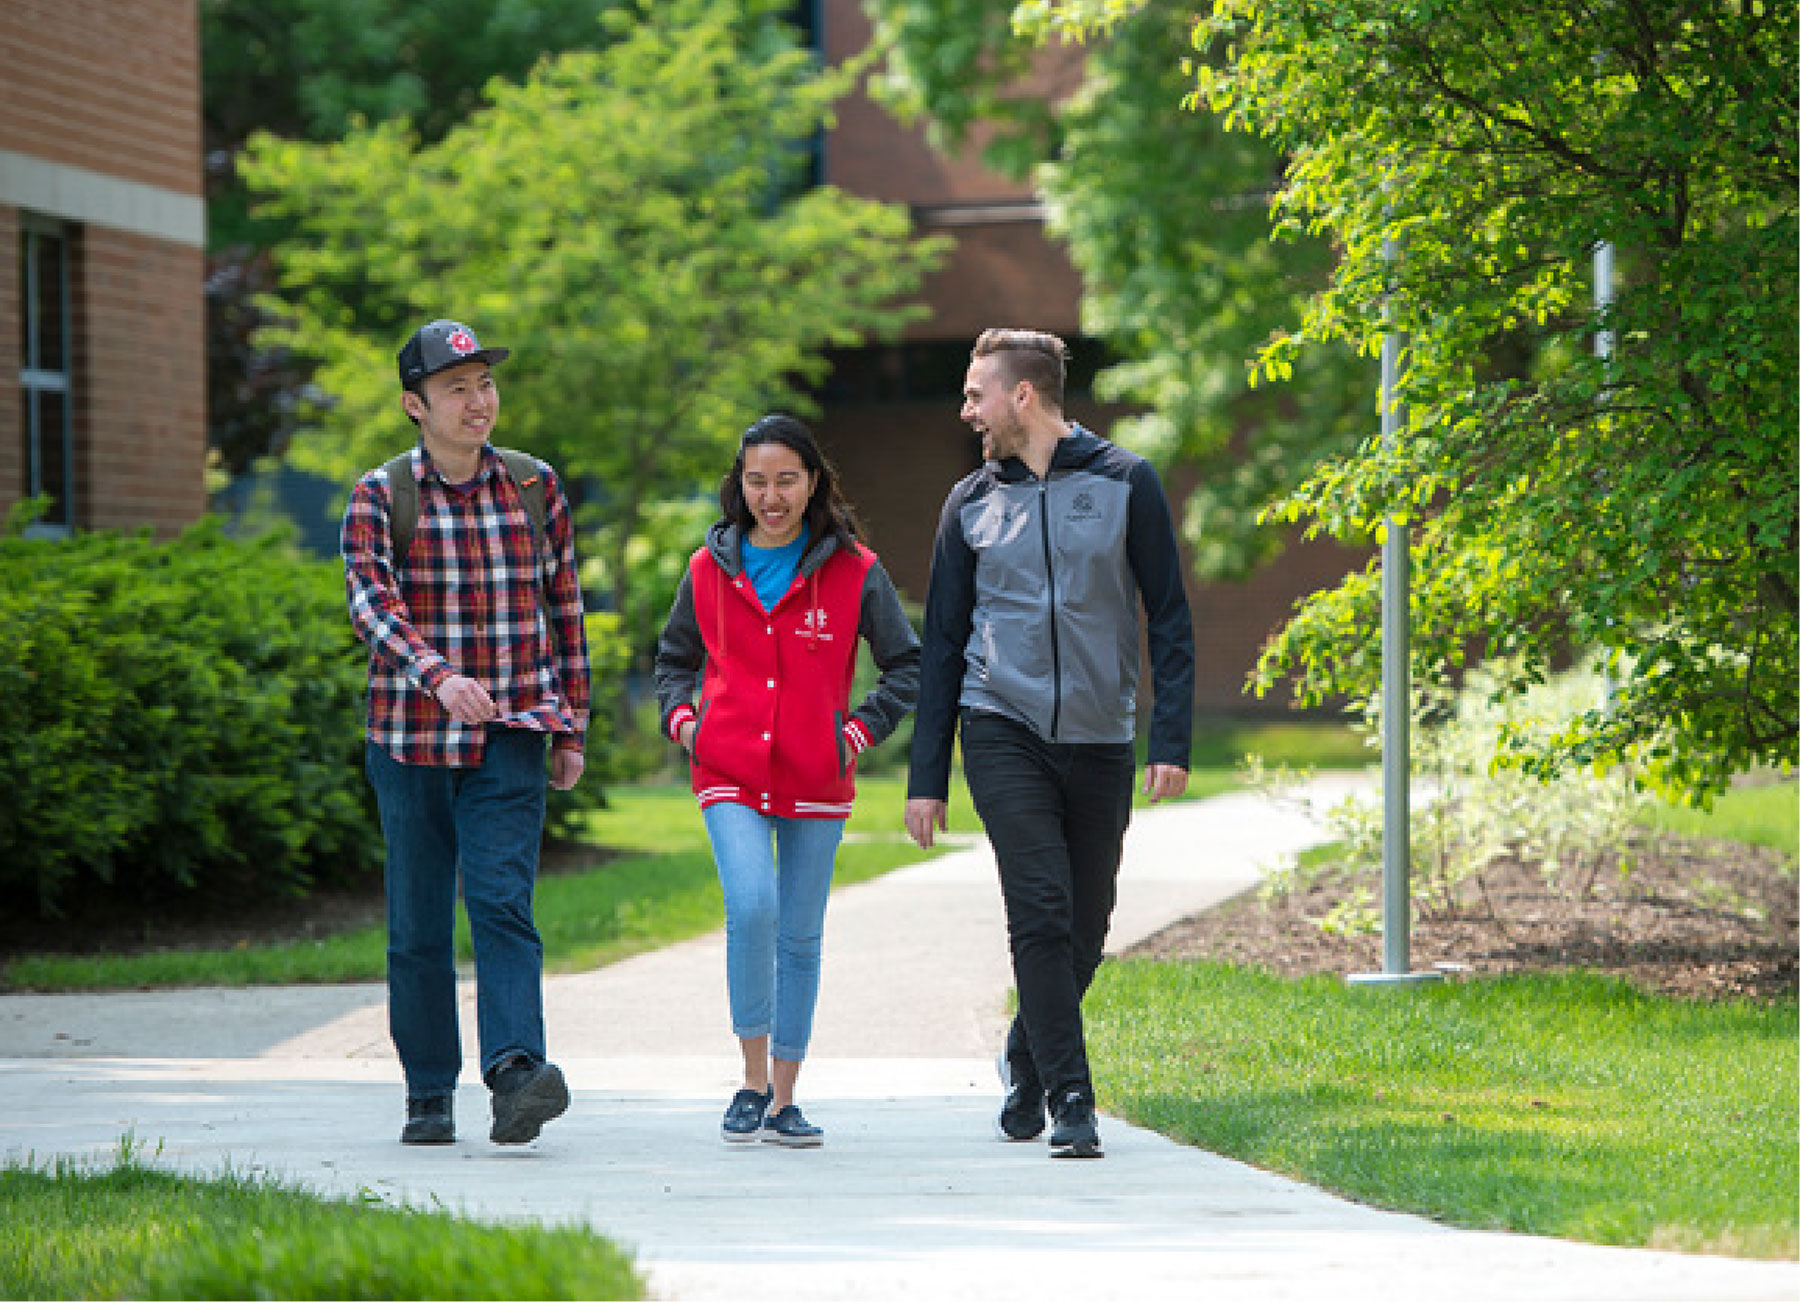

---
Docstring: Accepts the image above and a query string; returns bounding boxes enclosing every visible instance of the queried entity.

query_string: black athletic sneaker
[761,1104,824,1148]
[400,1095,454,1145]
[1048,1089,1103,1159]
[487,1057,570,1145]
[721,1086,774,1143]
[996,1053,1046,1142]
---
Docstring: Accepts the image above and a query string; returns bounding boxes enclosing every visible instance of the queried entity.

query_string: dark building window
[19,217,75,532]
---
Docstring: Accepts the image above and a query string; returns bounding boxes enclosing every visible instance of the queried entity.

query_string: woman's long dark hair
[720,414,865,551]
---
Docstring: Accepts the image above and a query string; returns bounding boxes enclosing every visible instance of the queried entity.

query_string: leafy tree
[1174,0,1796,797]
[239,0,949,658]
[866,1,1369,577]
[201,0,624,244]
[878,1,1795,794]
[200,0,626,476]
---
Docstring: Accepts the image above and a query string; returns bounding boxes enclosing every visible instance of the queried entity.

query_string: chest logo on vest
[1067,490,1102,522]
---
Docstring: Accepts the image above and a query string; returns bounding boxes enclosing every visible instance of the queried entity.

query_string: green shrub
[0,512,379,917]
[1254,658,1652,931]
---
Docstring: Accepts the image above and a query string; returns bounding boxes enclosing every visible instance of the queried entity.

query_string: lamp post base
[1346,970,1445,988]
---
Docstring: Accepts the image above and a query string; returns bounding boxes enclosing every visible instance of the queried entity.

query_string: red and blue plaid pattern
[342,445,590,767]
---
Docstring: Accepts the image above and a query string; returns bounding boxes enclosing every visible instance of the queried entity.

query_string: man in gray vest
[341,319,591,1147]
[906,327,1194,1158]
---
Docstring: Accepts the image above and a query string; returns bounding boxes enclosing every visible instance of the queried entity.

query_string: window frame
[19,213,75,535]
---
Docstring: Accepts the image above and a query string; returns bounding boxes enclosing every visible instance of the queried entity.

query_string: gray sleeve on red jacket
[849,559,921,747]
[653,570,704,739]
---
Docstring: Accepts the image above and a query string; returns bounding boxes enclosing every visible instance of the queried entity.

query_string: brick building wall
[1,0,202,194]
[0,0,207,536]
[79,229,208,530]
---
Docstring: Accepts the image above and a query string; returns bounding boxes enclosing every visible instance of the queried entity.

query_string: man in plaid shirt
[342,318,591,1148]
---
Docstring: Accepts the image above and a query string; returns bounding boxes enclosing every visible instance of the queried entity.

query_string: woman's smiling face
[741,442,816,547]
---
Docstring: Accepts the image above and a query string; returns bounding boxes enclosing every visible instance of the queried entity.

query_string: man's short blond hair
[972,328,1068,410]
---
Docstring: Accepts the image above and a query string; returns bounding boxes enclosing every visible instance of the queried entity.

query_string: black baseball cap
[397,319,511,386]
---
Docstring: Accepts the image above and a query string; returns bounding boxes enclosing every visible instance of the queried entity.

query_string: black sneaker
[1049,1089,1103,1159]
[488,1056,570,1145]
[400,1095,454,1145]
[996,1053,1046,1142]
[760,1103,824,1148]
[721,1086,774,1143]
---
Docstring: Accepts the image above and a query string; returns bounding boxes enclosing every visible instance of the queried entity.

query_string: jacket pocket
[833,709,849,777]
[690,700,711,767]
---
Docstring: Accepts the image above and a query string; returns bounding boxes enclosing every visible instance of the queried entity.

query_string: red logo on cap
[447,329,476,355]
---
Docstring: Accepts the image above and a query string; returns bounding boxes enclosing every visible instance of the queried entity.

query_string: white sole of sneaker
[761,1131,824,1148]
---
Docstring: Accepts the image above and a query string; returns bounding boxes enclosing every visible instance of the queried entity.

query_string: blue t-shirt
[742,522,810,612]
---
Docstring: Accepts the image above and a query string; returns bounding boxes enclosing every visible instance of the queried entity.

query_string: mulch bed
[1125,832,1798,1002]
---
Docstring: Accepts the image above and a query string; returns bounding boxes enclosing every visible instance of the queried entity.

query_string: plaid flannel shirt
[342,444,591,767]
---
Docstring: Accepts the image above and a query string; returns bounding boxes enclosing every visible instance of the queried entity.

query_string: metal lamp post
[1349,231,1441,988]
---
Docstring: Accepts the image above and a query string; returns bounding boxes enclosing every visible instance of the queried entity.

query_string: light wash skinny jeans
[701,802,845,1061]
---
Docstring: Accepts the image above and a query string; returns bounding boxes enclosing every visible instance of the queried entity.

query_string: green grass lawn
[0,1149,642,1300]
[1640,779,1798,861]
[1086,962,1798,1259]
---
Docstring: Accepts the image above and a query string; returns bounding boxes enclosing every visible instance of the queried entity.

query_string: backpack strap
[382,451,420,562]
[495,448,548,553]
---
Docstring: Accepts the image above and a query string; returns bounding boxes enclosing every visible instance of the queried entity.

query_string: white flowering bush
[1253,657,1652,935]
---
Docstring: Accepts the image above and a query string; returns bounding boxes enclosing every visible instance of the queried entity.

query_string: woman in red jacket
[654,414,920,1146]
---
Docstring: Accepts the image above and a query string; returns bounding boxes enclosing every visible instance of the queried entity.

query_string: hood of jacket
[989,423,1108,483]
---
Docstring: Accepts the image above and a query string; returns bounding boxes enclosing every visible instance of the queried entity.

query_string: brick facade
[0,0,203,197]
[77,228,208,531]
[0,0,206,537]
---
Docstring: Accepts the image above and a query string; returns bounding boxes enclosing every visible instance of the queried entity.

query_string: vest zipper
[1039,476,1062,739]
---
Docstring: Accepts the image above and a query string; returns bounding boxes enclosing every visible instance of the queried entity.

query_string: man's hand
[434,674,498,725]
[904,797,949,850]
[550,747,585,791]
[678,719,697,752]
[1142,763,1188,804]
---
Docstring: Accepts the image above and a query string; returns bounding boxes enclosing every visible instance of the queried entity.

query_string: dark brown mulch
[1126,833,1798,1002]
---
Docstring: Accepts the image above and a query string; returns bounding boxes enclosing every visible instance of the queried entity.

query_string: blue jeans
[365,729,549,1098]
[701,802,845,1062]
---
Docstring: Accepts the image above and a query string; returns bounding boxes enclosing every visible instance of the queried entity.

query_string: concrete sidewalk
[2,780,1795,1301]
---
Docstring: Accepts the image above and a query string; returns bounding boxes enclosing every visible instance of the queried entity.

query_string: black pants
[960,709,1136,1104]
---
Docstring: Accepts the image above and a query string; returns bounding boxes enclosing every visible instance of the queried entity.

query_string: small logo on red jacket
[798,608,836,641]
